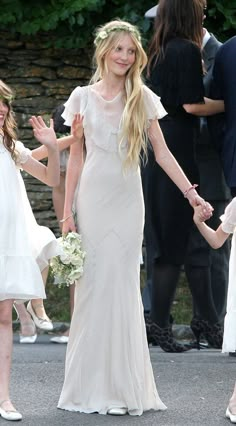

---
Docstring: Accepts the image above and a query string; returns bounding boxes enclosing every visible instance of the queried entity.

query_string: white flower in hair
[99,30,108,40]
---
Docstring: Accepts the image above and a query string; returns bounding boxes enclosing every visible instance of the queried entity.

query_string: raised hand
[29,116,57,149]
[71,113,84,141]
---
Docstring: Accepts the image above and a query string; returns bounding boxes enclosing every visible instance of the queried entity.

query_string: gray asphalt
[9,334,235,426]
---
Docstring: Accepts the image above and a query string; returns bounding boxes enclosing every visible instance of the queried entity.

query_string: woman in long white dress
[58,20,211,417]
[0,79,61,421]
[193,197,236,424]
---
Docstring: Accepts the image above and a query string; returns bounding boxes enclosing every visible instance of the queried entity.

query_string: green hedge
[1,0,235,48]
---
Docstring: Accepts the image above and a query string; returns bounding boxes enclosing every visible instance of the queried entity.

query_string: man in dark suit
[185,28,231,335]
[210,36,236,197]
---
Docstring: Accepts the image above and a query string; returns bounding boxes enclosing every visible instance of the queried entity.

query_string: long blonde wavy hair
[91,20,148,169]
[0,79,17,159]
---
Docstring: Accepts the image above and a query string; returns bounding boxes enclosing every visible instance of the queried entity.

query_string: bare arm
[21,119,60,187]
[148,119,210,208]
[62,139,84,234]
[183,97,224,116]
[32,135,75,161]
[193,206,229,249]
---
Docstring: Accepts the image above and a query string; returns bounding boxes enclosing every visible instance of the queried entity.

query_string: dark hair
[147,0,205,75]
[52,104,70,134]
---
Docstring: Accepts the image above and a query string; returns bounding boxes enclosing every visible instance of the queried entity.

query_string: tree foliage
[1,0,235,47]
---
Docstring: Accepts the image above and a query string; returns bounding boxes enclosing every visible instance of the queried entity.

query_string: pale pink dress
[58,85,167,415]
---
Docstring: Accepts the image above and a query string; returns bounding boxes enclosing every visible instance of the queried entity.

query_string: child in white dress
[0,79,61,421]
[193,197,236,424]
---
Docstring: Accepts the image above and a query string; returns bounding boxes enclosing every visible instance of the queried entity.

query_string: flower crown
[0,94,14,104]
[94,24,141,46]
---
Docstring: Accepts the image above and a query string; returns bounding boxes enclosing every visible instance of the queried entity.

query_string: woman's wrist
[60,213,73,223]
[183,184,198,199]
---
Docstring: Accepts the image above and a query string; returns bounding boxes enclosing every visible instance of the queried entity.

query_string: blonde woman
[55,19,212,416]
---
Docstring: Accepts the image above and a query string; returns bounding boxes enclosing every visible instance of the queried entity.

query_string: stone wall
[0,30,92,236]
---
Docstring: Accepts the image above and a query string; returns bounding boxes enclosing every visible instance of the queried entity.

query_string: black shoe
[190,318,223,350]
[146,317,191,353]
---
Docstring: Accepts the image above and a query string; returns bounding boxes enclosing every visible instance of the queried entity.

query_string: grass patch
[171,272,193,325]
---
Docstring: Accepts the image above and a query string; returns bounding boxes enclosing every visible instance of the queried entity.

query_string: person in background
[193,198,236,424]
[209,36,236,198]
[13,265,51,344]
[144,0,225,352]
[12,105,72,345]
[184,20,231,348]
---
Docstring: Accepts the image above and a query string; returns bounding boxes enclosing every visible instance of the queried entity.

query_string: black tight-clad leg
[151,262,181,327]
[147,261,190,353]
[185,264,223,349]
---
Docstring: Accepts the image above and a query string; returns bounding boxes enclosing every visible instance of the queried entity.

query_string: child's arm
[193,205,229,249]
[30,114,84,161]
[21,118,60,187]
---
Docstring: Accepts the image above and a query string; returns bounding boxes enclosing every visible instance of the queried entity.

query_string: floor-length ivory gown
[0,137,60,301]
[58,85,167,415]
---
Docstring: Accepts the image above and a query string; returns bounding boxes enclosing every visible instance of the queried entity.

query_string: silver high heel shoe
[27,301,53,331]
[0,400,22,421]
[13,304,37,344]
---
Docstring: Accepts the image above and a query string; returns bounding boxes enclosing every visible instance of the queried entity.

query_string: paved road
[10,334,235,426]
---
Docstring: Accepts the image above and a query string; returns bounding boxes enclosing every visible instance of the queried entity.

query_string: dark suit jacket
[196,34,230,200]
[210,36,236,189]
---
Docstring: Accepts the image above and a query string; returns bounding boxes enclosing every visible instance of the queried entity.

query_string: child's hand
[193,202,213,224]
[71,113,84,141]
[29,116,57,149]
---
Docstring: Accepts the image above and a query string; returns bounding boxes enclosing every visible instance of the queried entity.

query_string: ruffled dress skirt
[0,141,60,302]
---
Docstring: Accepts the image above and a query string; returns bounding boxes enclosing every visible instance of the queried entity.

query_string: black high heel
[190,318,223,350]
[145,316,191,353]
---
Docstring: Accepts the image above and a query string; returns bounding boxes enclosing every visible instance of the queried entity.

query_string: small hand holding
[29,116,57,149]
[71,113,84,141]
[193,203,213,224]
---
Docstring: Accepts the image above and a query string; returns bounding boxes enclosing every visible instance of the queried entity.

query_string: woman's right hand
[62,216,77,234]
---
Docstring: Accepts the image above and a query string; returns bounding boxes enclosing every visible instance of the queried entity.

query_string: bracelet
[183,184,198,198]
[59,214,73,223]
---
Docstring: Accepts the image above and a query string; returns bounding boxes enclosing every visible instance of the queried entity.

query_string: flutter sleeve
[62,86,88,126]
[15,140,32,168]
[143,85,167,122]
[220,197,236,234]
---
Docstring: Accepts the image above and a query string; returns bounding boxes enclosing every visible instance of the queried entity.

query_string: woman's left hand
[188,192,213,218]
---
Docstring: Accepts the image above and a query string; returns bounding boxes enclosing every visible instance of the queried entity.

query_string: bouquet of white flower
[51,232,86,287]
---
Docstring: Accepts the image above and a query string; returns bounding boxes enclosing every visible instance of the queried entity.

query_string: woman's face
[105,34,136,77]
[0,100,9,129]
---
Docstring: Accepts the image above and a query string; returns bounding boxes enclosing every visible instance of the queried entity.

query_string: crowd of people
[0,0,236,423]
